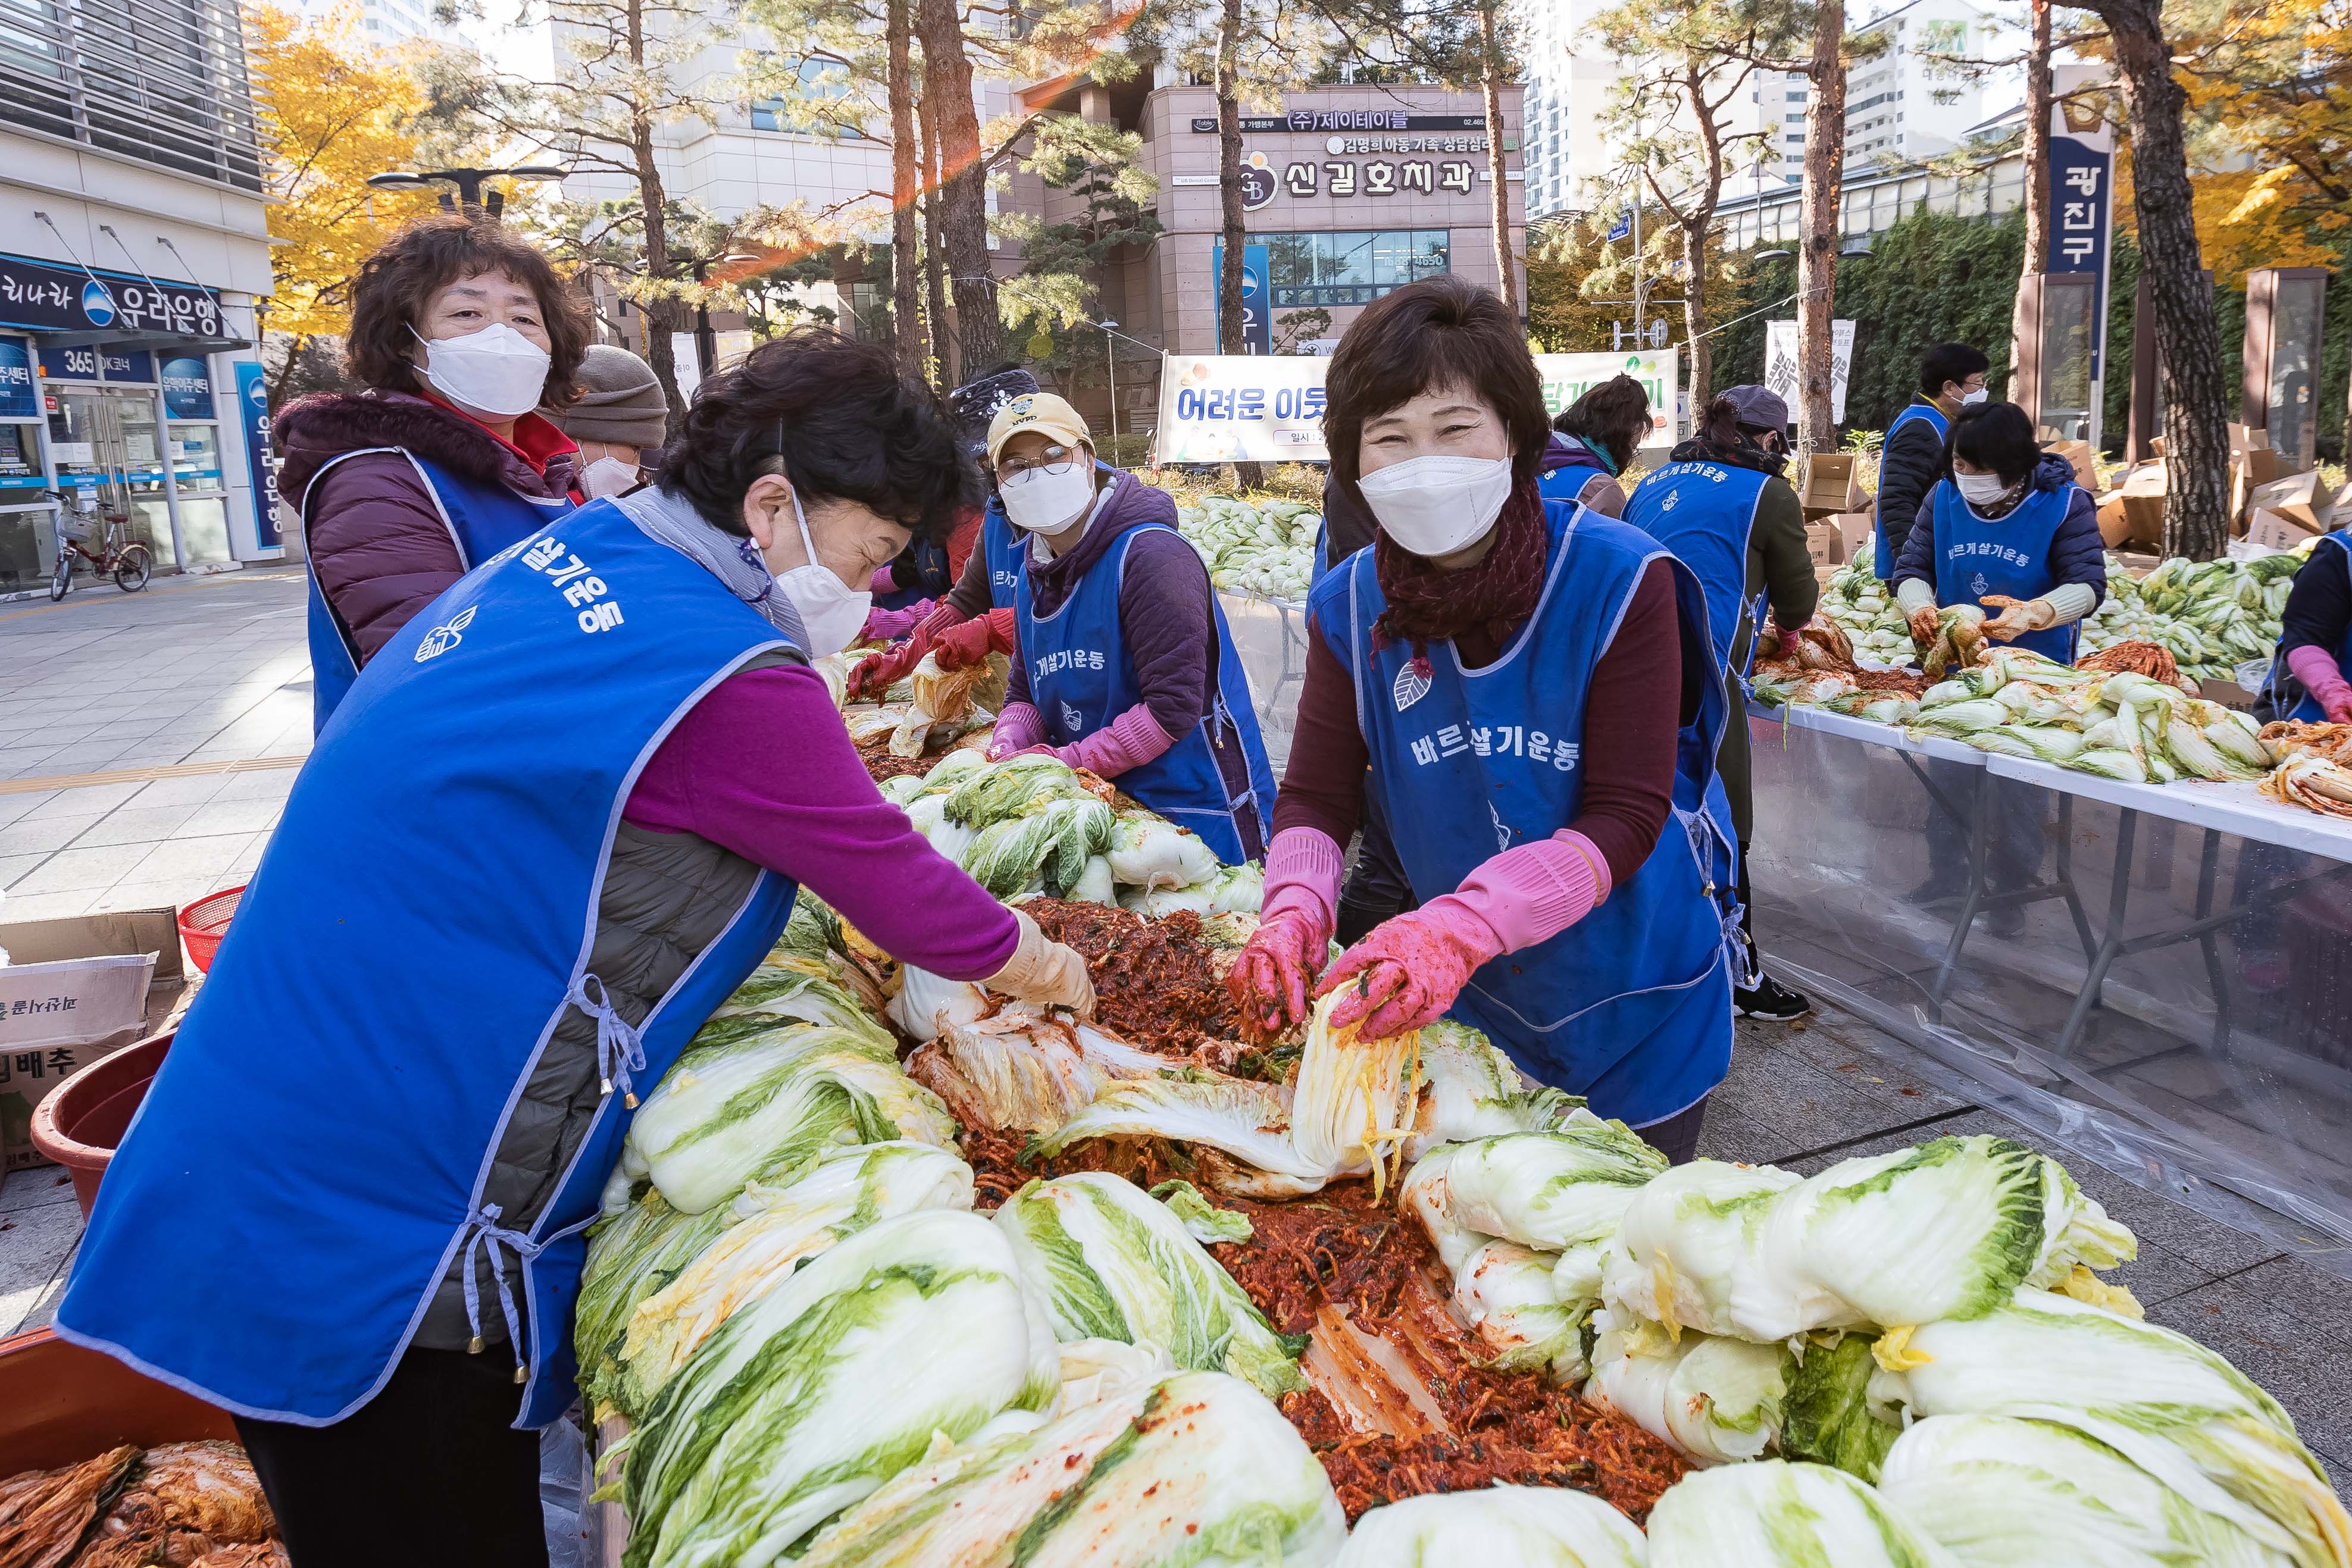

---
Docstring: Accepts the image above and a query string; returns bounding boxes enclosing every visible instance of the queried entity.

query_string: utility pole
[1101,321,1119,449]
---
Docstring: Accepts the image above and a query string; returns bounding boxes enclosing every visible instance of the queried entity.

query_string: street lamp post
[1093,321,1164,454]
[365,165,570,219]
[1099,319,1119,450]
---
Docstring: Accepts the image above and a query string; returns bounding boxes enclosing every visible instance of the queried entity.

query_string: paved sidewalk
[0,568,313,923]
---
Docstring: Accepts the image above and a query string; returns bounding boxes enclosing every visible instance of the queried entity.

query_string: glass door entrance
[48,389,177,569]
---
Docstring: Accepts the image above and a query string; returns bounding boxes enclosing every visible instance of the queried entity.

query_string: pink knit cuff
[1263,826,1345,938]
[2288,643,2352,718]
[868,564,897,595]
[1434,828,1608,956]
[990,701,1047,758]
[1055,702,1178,778]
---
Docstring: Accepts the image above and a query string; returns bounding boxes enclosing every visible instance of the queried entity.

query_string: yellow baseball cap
[985,392,1092,467]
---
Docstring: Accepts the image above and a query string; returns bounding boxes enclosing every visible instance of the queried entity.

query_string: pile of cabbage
[1819,542,1919,666]
[1177,495,1320,602]
[815,647,1006,758]
[875,747,1263,918]
[1391,1122,2352,1567]
[2082,549,2307,683]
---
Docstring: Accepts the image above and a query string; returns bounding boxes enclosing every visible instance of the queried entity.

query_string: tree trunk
[1681,220,1710,408]
[2086,0,2228,558]
[1478,0,1517,314]
[2018,0,2050,282]
[915,0,1000,375]
[268,332,308,408]
[917,86,953,386]
[886,0,922,375]
[1795,0,1846,452]
[620,0,688,424]
[1215,0,1261,485]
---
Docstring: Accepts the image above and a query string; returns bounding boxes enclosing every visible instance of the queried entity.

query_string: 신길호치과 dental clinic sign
[1153,349,1678,465]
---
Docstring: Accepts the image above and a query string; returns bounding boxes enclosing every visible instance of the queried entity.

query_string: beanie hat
[558,345,668,448]
[949,366,1040,455]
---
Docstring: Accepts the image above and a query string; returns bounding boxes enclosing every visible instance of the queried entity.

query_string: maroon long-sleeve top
[1271,559,1685,887]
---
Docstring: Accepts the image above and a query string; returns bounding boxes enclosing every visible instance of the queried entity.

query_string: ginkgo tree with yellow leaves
[246,2,440,401]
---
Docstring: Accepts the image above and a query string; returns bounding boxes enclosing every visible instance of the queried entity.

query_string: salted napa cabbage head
[1288,990,1428,1192]
[576,1190,737,1419]
[1763,1135,2137,1333]
[1402,1118,1668,1262]
[794,1370,1346,1568]
[1646,1460,1962,1568]
[1597,1159,1800,1341]
[1886,1288,2351,1568]
[607,1141,974,1419]
[1106,810,1222,890]
[1585,1307,1785,1466]
[1031,1075,1331,1197]
[994,1172,1306,1398]
[1449,1240,1590,1384]
[1878,1414,2300,1568]
[1776,1331,1904,1484]
[1336,1485,1647,1568]
[706,962,892,1051]
[1406,1020,1585,1158]
[620,1209,1060,1568]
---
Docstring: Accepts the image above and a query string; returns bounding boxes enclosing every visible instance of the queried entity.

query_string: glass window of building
[1249,230,1450,308]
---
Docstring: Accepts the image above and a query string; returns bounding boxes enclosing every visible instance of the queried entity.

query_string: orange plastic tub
[0,1328,234,1478]
[28,1032,171,1221]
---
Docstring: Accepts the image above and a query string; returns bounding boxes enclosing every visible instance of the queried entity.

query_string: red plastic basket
[177,884,245,972]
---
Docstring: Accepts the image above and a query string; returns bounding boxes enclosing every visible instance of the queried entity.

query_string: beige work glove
[1983,596,2057,642]
[984,907,1097,1016]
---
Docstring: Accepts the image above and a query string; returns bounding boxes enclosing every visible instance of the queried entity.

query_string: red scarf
[1370,480,1548,672]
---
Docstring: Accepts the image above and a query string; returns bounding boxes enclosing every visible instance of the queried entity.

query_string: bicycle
[47,490,152,602]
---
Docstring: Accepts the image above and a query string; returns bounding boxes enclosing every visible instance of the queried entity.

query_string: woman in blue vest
[981,393,1278,863]
[1624,384,1819,1024]
[1536,372,1652,518]
[2267,526,2352,722]
[1230,276,1740,1162]
[57,331,1093,1566]
[279,215,588,735]
[1874,341,1988,580]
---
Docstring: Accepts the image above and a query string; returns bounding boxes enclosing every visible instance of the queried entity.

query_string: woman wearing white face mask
[978,393,1278,864]
[552,343,668,499]
[1890,399,2105,664]
[279,215,587,733]
[1228,277,1742,1163]
[60,329,1092,1566]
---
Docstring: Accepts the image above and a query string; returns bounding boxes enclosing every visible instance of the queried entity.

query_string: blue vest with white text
[1016,520,1277,863]
[1307,503,1740,1125]
[1929,478,2079,664]
[303,449,572,734]
[2281,531,2352,722]
[58,499,797,1430]
[1538,462,1612,509]
[1875,402,1950,577]
[981,501,1024,609]
[1625,459,1772,676]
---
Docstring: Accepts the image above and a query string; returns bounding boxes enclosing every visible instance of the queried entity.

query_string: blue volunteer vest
[875,536,952,610]
[1874,403,1950,578]
[59,499,799,1430]
[1537,462,1611,508]
[2280,531,2352,721]
[1308,503,1740,1126]
[981,502,1024,609]
[1929,479,2079,664]
[1624,459,1773,677]
[1016,519,1278,863]
[304,449,573,734]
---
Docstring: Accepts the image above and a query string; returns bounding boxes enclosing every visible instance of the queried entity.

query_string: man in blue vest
[1874,342,1988,580]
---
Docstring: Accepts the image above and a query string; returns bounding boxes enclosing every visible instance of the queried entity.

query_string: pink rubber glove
[989,701,1048,760]
[868,564,899,596]
[1053,703,1178,779]
[1230,828,1344,1040]
[1320,831,1610,1039]
[859,598,935,642]
[2288,643,2352,723]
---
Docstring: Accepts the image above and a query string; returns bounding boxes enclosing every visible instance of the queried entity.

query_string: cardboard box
[2198,677,2259,710]
[0,907,189,1170]
[2231,447,2296,530]
[1832,509,1874,560]
[2229,422,2270,455]
[2113,550,2163,577]
[2247,507,2323,553]
[2048,440,2100,493]
[2097,464,2167,549]
[2247,471,2335,532]
[1805,520,1847,572]
[1796,453,1863,514]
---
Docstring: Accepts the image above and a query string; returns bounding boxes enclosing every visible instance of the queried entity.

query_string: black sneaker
[1902,874,1967,907]
[1735,973,1815,1021]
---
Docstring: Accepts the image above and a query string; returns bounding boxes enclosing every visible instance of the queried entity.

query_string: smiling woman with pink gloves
[1228,277,1744,1163]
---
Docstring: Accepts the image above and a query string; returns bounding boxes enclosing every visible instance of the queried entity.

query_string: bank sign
[0,251,223,338]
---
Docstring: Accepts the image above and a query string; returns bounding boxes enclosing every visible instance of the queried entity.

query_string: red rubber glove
[847,630,933,701]
[934,607,1017,670]
[1317,906,1500,1041]
[1229,906,1330,1043]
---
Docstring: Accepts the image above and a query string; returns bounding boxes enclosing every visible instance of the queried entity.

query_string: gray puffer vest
[417,649,803,1351]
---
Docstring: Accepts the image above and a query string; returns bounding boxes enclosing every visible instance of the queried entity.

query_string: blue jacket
[1890,452,2106,611]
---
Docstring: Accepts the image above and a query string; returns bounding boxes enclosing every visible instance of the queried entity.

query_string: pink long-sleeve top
[623,662,1021,980]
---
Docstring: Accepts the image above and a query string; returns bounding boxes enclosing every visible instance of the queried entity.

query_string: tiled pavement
[0,568,2344,1502]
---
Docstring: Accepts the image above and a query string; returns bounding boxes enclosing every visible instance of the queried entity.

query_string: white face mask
[578,454,640,499]
[998,461,1097,536]
[770,487,872,657]
[1956,471,2012,507]
[1960,387,1989,405]
[410,323,551,418]
[1355,453,1515,558]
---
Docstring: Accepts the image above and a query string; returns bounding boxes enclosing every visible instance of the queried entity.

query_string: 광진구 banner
[1154,348,1681,465]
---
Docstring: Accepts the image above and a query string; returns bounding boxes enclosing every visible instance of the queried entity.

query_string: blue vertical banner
[2044,68,2115,381]
[234,361,280,548]
[1211,240,1273,355]
[0,334,35,420]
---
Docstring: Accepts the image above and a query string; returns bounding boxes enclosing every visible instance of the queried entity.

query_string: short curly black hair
[657,328,978,540]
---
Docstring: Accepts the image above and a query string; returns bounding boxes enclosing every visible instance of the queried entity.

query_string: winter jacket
[1875,400,1953,568]
[1660,434,1819,657]
[277,390,580,666]
[1545,430,1630,518]
[1891,452,2107,610]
